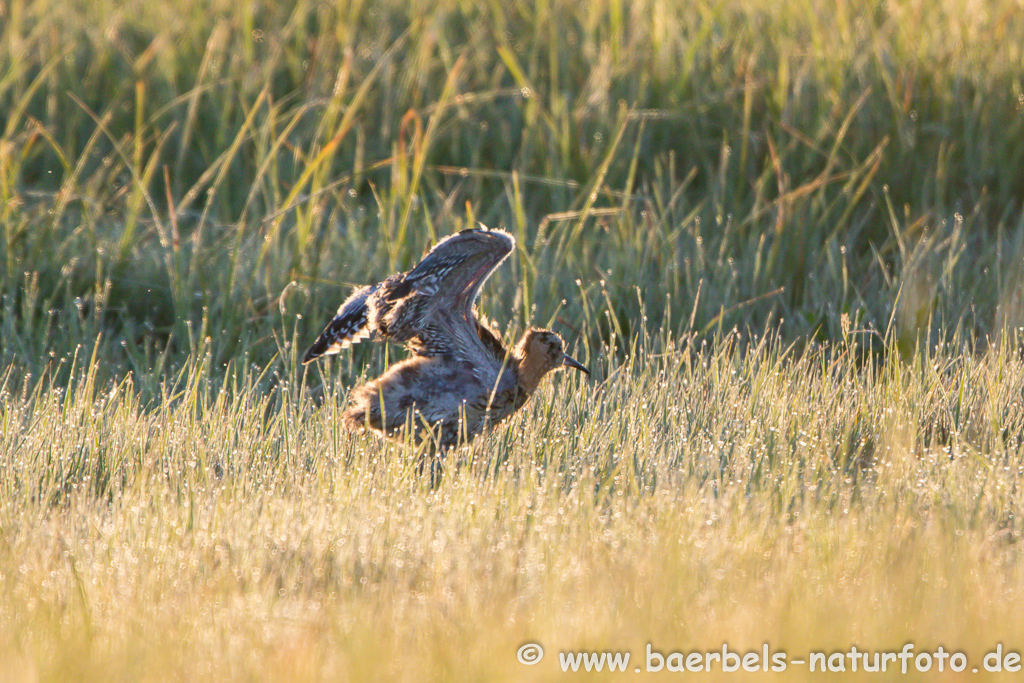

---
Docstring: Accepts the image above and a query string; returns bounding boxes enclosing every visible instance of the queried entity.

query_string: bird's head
[515,328,589,393]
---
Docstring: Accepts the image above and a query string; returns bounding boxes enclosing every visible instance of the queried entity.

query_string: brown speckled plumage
[302,226,588,453]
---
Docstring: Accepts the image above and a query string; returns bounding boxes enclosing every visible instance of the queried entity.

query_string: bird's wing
[301,283,380,364]
[374,227,516,360]
[301,226,515,364]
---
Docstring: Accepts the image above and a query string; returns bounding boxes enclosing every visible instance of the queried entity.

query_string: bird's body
[302,226,587,452]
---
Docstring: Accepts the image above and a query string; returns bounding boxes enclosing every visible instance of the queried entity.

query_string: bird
[301,225,589,455]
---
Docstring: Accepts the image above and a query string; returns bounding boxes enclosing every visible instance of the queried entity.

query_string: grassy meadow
[3,0,1024,679]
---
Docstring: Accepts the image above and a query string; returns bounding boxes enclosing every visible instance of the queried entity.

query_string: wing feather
[301,284,379,364]
[302,226,516,365]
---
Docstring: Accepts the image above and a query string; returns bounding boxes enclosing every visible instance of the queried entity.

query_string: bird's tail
[301,284,378,364]
[342,405,368,430]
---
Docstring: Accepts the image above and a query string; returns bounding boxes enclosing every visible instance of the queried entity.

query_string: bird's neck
[513,340,547,396]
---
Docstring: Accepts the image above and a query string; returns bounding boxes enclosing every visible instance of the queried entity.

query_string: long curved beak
[562,354,590,375]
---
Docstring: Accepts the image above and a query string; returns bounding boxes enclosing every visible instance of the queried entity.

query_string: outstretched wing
[374,226,515,358]
[301,283,380,364]
[301,226,515,364]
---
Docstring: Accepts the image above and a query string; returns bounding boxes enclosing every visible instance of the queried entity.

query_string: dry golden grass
[4,337,1024,680]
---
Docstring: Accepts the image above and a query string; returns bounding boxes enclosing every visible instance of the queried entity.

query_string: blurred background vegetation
[2,0,1024,389]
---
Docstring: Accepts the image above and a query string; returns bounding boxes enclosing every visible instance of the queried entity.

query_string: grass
[2,0,1024,679]
[6,336,1024,680]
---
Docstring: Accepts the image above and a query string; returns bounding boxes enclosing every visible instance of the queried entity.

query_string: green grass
[2,0,1024,679]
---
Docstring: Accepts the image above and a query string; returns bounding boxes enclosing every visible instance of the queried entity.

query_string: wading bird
[301,226,588,454]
